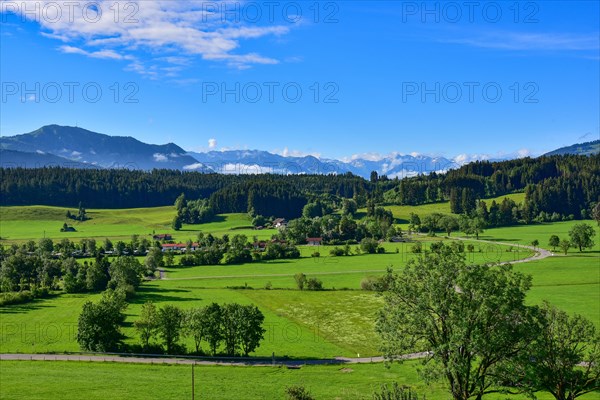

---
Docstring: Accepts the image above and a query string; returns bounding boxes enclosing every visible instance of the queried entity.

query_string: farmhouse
[161,242,199,252]
[153,233,172,241]
[306,237,323,246]
[273,218,288,228]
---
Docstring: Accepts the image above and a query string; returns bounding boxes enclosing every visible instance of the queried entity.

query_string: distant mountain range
[0,125,210,171]
[1,125,597,179]
[542,139,600,156]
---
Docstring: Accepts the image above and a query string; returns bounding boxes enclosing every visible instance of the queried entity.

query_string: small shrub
[306,277,323,291]
[372,383,425,400]
[285,386,315,400]
[264,281,273,290]
[311,251,320,258]
[0,291,34,306]
[294,273,307,291]
[329,247,345,257]
[410,242,422,254]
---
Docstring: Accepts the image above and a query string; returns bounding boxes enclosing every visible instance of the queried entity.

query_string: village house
[273,218,288,228]
[306,237,323,246]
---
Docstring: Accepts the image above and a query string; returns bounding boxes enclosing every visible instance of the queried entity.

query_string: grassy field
[0,206,276,243]
[380,192,526,226]
[0,360,597,400]
[0,209,598,399]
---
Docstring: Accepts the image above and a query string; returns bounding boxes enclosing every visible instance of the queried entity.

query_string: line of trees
[0,241,161,305]
[78,297,266,357]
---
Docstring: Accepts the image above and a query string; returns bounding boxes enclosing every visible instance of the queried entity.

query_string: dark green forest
[1,154,598,221]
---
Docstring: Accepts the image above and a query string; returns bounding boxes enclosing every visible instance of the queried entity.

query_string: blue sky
[1,1,598,161]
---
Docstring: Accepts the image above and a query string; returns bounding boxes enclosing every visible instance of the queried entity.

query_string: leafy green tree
[76,290,126,352]
[302,202,323,218]
[203,303,223,355]
[221,303,243,356]
[164,251,175,267]
[559,239,571,255]
[507,303,600,400]
[108,256,144,290]
[144,246,164,276]
[377,252,536,400]
[360,238,380,254]
[175,193,187,213]
[85,257,109,292]
[238,304,266,356]
[439,215,459,236]
[341,198,358,216]
[470,217,486,240]
[548,235,560,251]
[134,301,158,349]
[186,307,207,354]
[531,239,539,249]
[37,238,54,254]
[172,215,182,231]
[114,241,126,256]
[408,213,421,234]
[103,238,113,252]
[157,304,184,354]
[251,214,267,227]
[568,223,596,252]
[294,273,307,291]
[592,203,600,226]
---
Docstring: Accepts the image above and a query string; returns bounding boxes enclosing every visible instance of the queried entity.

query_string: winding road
[1,236,553,367]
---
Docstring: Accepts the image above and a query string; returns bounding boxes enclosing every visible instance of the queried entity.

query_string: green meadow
[0,360,597,400]
[0,204,598,399]
[0,206,276,243]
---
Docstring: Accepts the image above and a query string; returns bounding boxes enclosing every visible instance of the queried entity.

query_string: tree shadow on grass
[0,299,58,314]
[477,237,522,242]
[129,286,198,305]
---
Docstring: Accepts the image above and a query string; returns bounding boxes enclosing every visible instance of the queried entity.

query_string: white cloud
[59,45,132,60]
[153,153,168,162]
[6,1,292,74]
[273,147,321,158]
[208,138,217,149]
[71,151,82,157]
[444,31,600,51]
[454,153,490,165]
[183,163,205,171]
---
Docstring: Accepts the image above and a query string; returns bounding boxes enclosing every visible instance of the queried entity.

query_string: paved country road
[0,352,429,366]
[1,236,552,367]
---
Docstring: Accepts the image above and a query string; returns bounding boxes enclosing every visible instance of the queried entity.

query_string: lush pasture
[0,206,276,243]
[381,192,526,226]
[0,209,598,399]
[0,360,595,400]
[479,219,599,248]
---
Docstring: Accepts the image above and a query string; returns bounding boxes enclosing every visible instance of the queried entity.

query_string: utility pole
[191,362,195,400]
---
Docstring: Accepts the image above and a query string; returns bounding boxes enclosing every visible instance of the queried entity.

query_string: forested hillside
[1,155,598,221]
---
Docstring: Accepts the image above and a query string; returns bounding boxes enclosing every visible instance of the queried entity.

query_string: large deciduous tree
[157,304,184,354]
[134,301,158,349]
[568,223,596,252]
[376,250,537,400]
[502,303,600,400]
[77,290,126,352]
